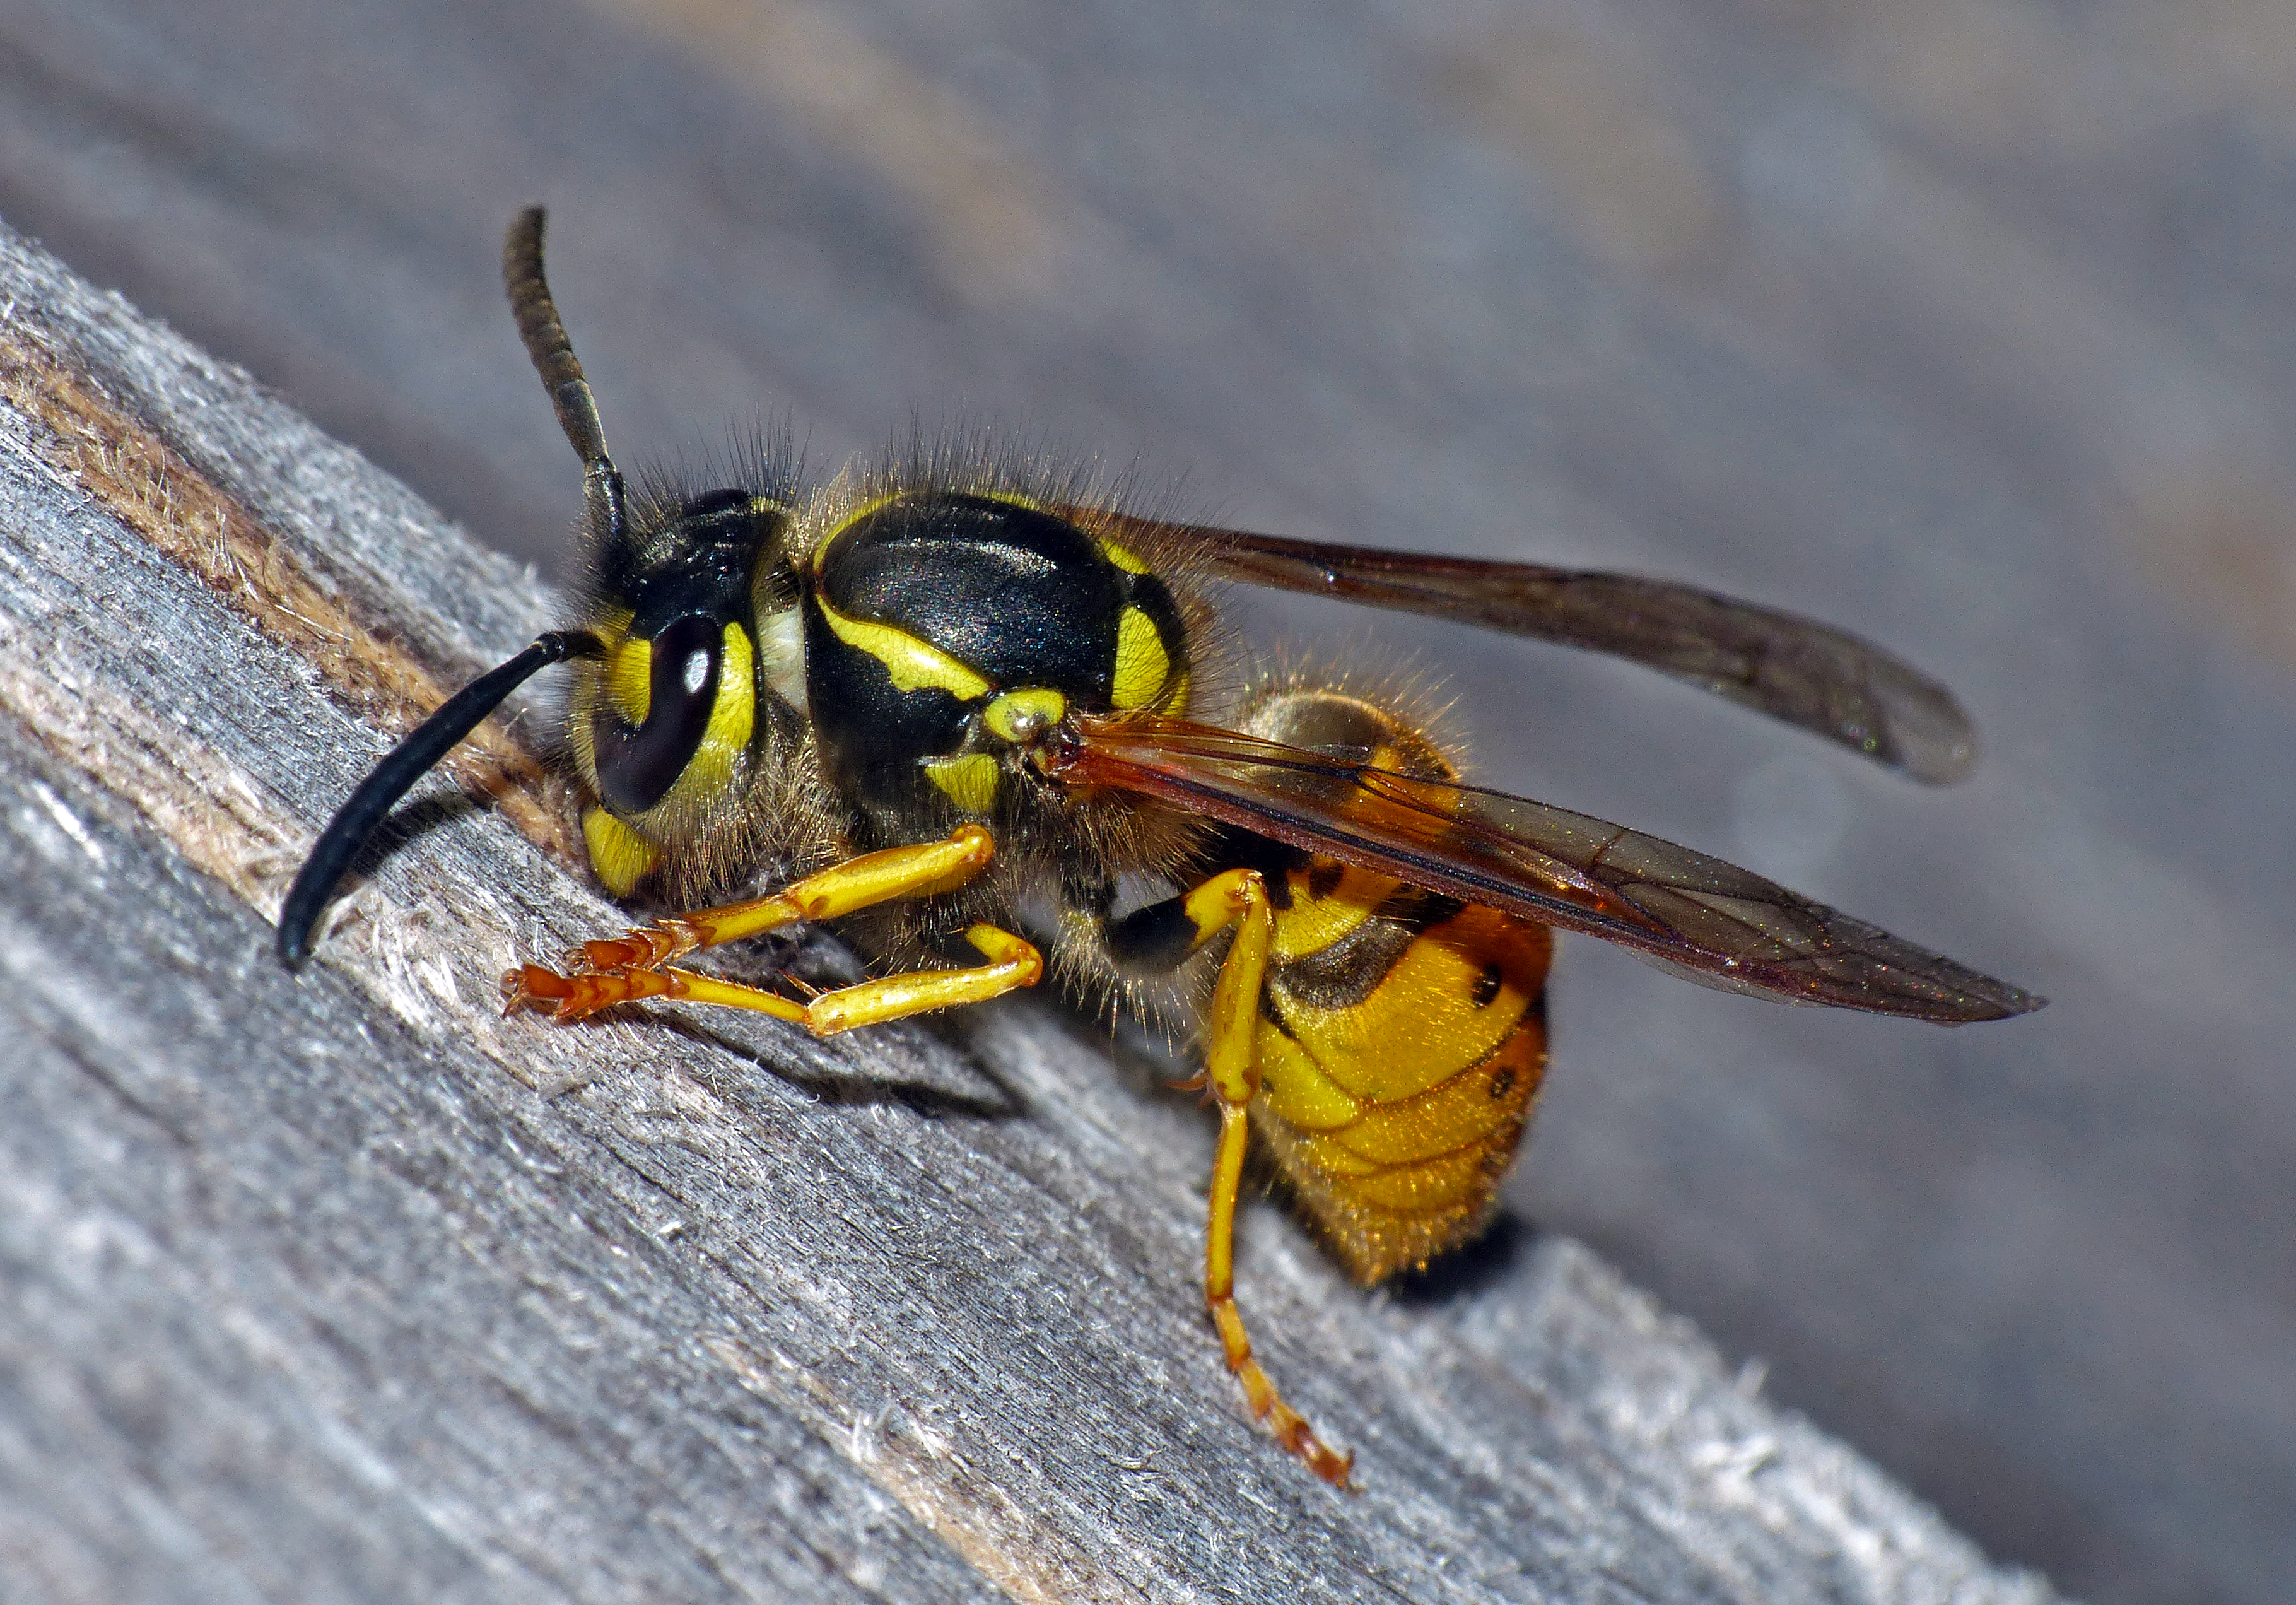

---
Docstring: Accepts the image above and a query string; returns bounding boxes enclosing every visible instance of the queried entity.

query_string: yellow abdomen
[1250,857,1552,1284]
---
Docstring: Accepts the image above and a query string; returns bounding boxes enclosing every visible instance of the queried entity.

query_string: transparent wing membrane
[1089,513,1979,784]
[1051,714,2039,1022]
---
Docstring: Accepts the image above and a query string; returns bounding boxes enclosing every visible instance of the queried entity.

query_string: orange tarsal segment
[503,962,714,1019]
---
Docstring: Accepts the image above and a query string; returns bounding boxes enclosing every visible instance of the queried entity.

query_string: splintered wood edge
[0,298,578,868]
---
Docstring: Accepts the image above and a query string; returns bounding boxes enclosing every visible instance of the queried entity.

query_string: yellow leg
[1190,869,1354,1486]
[510,922,1040,1035]
[503,825,1013,1023]
[544,823,995,977]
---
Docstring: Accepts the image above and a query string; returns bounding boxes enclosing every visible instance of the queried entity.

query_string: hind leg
[1110,870,1354,1486]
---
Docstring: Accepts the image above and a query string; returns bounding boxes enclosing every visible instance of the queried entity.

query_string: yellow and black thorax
[563,478,1202,906]
[800,490,1192,838]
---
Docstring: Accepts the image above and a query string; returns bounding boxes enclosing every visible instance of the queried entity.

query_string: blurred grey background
[2,1,2289,1599]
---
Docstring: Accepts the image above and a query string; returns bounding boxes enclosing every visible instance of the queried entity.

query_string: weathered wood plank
[0,222,2061,1601]
[15,5,2296,1596]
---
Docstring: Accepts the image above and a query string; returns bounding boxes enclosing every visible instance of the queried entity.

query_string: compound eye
[595,613,723,814]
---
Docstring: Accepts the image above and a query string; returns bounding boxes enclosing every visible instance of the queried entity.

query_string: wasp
[279,208,2042,1485]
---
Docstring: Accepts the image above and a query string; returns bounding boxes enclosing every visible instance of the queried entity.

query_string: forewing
[1086,512,1977,785]
[1053,714,2041,1023]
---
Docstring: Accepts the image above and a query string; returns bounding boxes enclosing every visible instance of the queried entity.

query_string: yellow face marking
[683,621,756,796]
[604,635,652,723]
[923,753,1000,814]
[1098,538,1149,574]
[1110,606,1170,710]
[981,688,1066,743]
[814,594,992,700]
[582,805,660,898]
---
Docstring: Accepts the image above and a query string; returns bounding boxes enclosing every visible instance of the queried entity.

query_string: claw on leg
[563,918,702,975]
[1204,1100,1356,1487]
[1210,1298,1355,1486]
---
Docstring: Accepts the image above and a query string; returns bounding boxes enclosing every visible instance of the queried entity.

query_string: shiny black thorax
[804,492,1184,834]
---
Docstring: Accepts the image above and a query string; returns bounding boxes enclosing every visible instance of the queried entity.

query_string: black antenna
[279,209,619,967]
[505,206,626,548]
[277,630,603,967]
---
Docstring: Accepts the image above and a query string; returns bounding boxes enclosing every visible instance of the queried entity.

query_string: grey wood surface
[0,3,2290,1601]
[0,221,2060,1604]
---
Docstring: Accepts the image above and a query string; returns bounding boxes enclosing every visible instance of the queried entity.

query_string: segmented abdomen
[1250,856,1552,1285]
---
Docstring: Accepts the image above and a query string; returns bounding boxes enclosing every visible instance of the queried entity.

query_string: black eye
[594,614,723,814]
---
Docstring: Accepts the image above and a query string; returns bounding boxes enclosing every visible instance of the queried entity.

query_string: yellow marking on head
[1110,606,1170,710]
[605,636,652,723]
[1162,669,1190,717]
[923,753,1000,814]
[814,594,992,700]
[1098,538,1149,573]
[582,805,660,898]
[684,622,756,794]
[981,687,1065,743]
[587,623,757,823]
